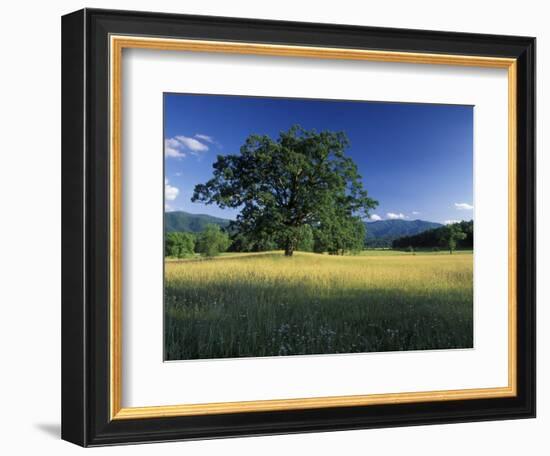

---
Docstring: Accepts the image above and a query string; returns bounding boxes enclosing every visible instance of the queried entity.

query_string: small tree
[195,224,230,257]
[313,215,365,255]
[165,232,195,258]
[439,224,466,254]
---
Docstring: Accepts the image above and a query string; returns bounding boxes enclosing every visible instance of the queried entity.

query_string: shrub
[195,224,231,257]
[165,232,195,258]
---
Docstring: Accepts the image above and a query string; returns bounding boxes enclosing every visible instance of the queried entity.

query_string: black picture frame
[62,8,536,447]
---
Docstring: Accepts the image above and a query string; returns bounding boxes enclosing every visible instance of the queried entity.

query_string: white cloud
[412,211,420,215]
[444,219,461,225]
[164,178,179,201]
[175,135,209,152]
[165,138,185,158]
[195,133,215,143]
[386,212,407,220]
[369,214,382,221]
[455,202,474,210]
[165,134,210,157]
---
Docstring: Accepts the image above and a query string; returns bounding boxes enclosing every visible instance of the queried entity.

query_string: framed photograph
[62,8,535,447]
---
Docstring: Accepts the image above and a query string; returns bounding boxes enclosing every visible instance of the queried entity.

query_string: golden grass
[164,251,473,360]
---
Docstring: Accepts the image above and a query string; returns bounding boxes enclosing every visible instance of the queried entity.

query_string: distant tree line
[228,218,365,256]
[364,238,393,248]
[167,220,474,258]
[392,220,473,253]
[166,220,366,259]
[165,224,230,258]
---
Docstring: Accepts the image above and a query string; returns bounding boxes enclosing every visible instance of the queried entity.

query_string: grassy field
[164,251,473,360]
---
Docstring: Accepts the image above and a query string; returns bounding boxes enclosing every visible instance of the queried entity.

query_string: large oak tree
[192,125,378,256]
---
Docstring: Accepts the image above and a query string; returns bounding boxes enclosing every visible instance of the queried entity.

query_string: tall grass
[164,251,473,360]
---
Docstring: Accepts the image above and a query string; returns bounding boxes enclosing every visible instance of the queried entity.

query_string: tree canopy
[192,125,377,256]
[195,224,231,257]
[165,232,195,258]
[439,224,467,254]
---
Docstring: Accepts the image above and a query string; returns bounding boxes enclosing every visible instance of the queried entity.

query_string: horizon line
[165,209,473,225]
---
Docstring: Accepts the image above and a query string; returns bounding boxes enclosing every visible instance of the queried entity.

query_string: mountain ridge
[165,211,442,245]
[165,211,231,233]
[364,219,443,247]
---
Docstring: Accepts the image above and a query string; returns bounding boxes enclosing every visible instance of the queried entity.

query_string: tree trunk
[284,238,295,256]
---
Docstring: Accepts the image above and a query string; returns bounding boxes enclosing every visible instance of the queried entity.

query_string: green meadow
[164,250,473,360]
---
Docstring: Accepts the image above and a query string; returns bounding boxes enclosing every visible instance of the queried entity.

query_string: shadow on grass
[164,278,473,361]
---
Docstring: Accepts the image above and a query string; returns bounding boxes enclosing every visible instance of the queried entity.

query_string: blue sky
[164,93,473,225]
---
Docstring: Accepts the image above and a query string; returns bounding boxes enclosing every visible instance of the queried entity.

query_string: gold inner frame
[109,35,518,420]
